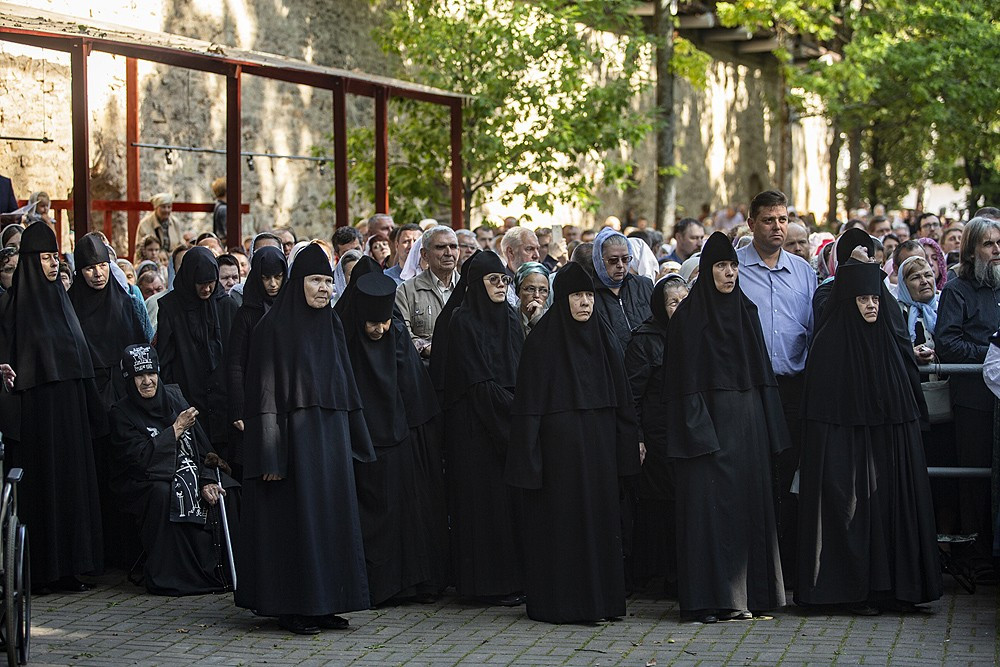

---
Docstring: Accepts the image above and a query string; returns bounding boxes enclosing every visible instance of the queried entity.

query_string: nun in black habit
[343,273,441,605]
[69,232,149,567]
[506,262,640,623]
[796,261,942,613]
[664,232,789,622]
[225,246,287,480]
[0,222,103,590]
[109,344,237,596]
[625,275,688,590]
[236,243,375,635]
[443,251,525,605]
[155,246,238,450]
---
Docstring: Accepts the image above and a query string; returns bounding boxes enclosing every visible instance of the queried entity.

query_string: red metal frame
[0,8,467,250]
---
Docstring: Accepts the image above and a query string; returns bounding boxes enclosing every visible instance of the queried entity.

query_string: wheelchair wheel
[13,526,27,666]
[4,515,15,667]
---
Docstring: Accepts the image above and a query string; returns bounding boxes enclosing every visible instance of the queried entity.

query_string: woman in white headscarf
[628,238,659,281]
[331,249,362,304]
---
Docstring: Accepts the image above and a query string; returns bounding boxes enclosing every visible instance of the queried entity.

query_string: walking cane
[207,459,238,591]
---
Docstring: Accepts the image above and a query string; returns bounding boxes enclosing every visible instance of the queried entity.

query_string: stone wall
[0,0,830,253]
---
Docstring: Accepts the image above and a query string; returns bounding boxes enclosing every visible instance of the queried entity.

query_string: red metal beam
[450,101,464,229]
[27,199,249,213]
[333,81,349,229]
[70,38,91,241]
[374,86,389,214]
[226,66,242,245]
[126,57,140,255]
[374,87,389,215]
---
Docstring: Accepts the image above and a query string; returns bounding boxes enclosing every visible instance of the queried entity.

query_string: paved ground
[27,573,997,666]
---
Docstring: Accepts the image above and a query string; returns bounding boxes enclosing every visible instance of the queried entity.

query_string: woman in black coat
[225,246,286,479]
[109,344,236,595]
[796,260,942,614]
[505,262,640,623]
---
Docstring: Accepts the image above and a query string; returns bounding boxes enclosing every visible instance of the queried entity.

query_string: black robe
[155,246,238,446]
[624,279,676,587]
[235,244,375,617]
[69,233,149,567]
[506,262,640,623]
[443,252,524,597]
[796,261,942,606]
[0,222,103,585]
[109,383,238,595]
[224,246,286,478]
[341,282,441,605]
[664,232,788,614]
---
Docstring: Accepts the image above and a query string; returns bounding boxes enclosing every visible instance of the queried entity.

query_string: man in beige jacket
[395,225,459,360]
[135,193,179,259]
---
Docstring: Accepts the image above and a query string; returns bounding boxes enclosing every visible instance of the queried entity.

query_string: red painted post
[226,66,242,246]
[374,86,389,214]
[70,38,91,242]
[450,101,464,229]
[126,57,141,258]
[333,81,349,229]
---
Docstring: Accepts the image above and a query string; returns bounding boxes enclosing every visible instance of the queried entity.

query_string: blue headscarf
[513,261,550,291]
[592,227,629,289]
[895,255,939,341]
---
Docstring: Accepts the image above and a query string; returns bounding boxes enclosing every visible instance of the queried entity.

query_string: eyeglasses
[603,255,633,266]
[921,221,941,229]
[521,285,549,296]
[459,243,478,251]
[486,274,512,287]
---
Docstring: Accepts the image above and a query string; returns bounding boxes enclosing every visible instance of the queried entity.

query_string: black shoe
[316,614,350,630]
[480,593,525,607]
[848,604,880,616]
[278,615,320,635]
[53,576,90,592]
[681,610,718,624]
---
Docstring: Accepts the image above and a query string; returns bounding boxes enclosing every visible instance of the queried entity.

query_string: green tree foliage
[720,0,1000,211]
[323,0,655,225]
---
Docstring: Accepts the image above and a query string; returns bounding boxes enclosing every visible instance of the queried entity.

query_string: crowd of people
[1,181,998,635]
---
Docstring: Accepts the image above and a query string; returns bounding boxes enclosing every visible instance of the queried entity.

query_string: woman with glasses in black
[442,252,526,607]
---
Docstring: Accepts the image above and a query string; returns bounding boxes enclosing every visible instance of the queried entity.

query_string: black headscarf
[166,246,227,371]
[443,251,523,405]
[245,243,366,417]
[118,343,174,424]
[240,245,287,311]
[341,273,439,447]
[511,261,627,415]
[2,222,93,390]
[69,233,147,369]
[803,261,921,425]
[428,249,479,392]
[663,231,775,397]
[333,255,382,319]
[835,228,876,268]
[116,343,209,524]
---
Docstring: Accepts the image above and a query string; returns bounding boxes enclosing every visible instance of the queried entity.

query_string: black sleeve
[226,312,251,422]
[624,335,656,443]
[469,380,515,458]
[109,406,177,482]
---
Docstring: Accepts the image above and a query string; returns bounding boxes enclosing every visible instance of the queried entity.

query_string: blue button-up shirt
[736,242,816,376]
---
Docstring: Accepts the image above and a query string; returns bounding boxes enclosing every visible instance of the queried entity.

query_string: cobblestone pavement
[29,573,997,666]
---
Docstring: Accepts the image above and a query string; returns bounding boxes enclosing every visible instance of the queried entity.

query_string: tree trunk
[654,0,677,235]
[847,126,862,211]
[826,117,842,225]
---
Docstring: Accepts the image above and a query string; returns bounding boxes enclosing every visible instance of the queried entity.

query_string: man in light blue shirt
[736,189,816,589]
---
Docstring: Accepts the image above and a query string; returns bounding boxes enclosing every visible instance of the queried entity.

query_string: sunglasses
[486,274,512,287]
[603,255,633,266]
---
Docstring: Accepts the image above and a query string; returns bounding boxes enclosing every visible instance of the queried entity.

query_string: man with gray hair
[500,226,540,278]
[456,228,478,269]
[368,213,394,241]
[782,220,812,265]
[395,225,459,359]
[936,216,1000,577]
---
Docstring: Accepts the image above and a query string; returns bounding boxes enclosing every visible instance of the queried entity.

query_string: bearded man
[937,216,1000,579]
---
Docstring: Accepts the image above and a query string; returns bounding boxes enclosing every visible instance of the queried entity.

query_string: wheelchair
[0,467,29,665]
